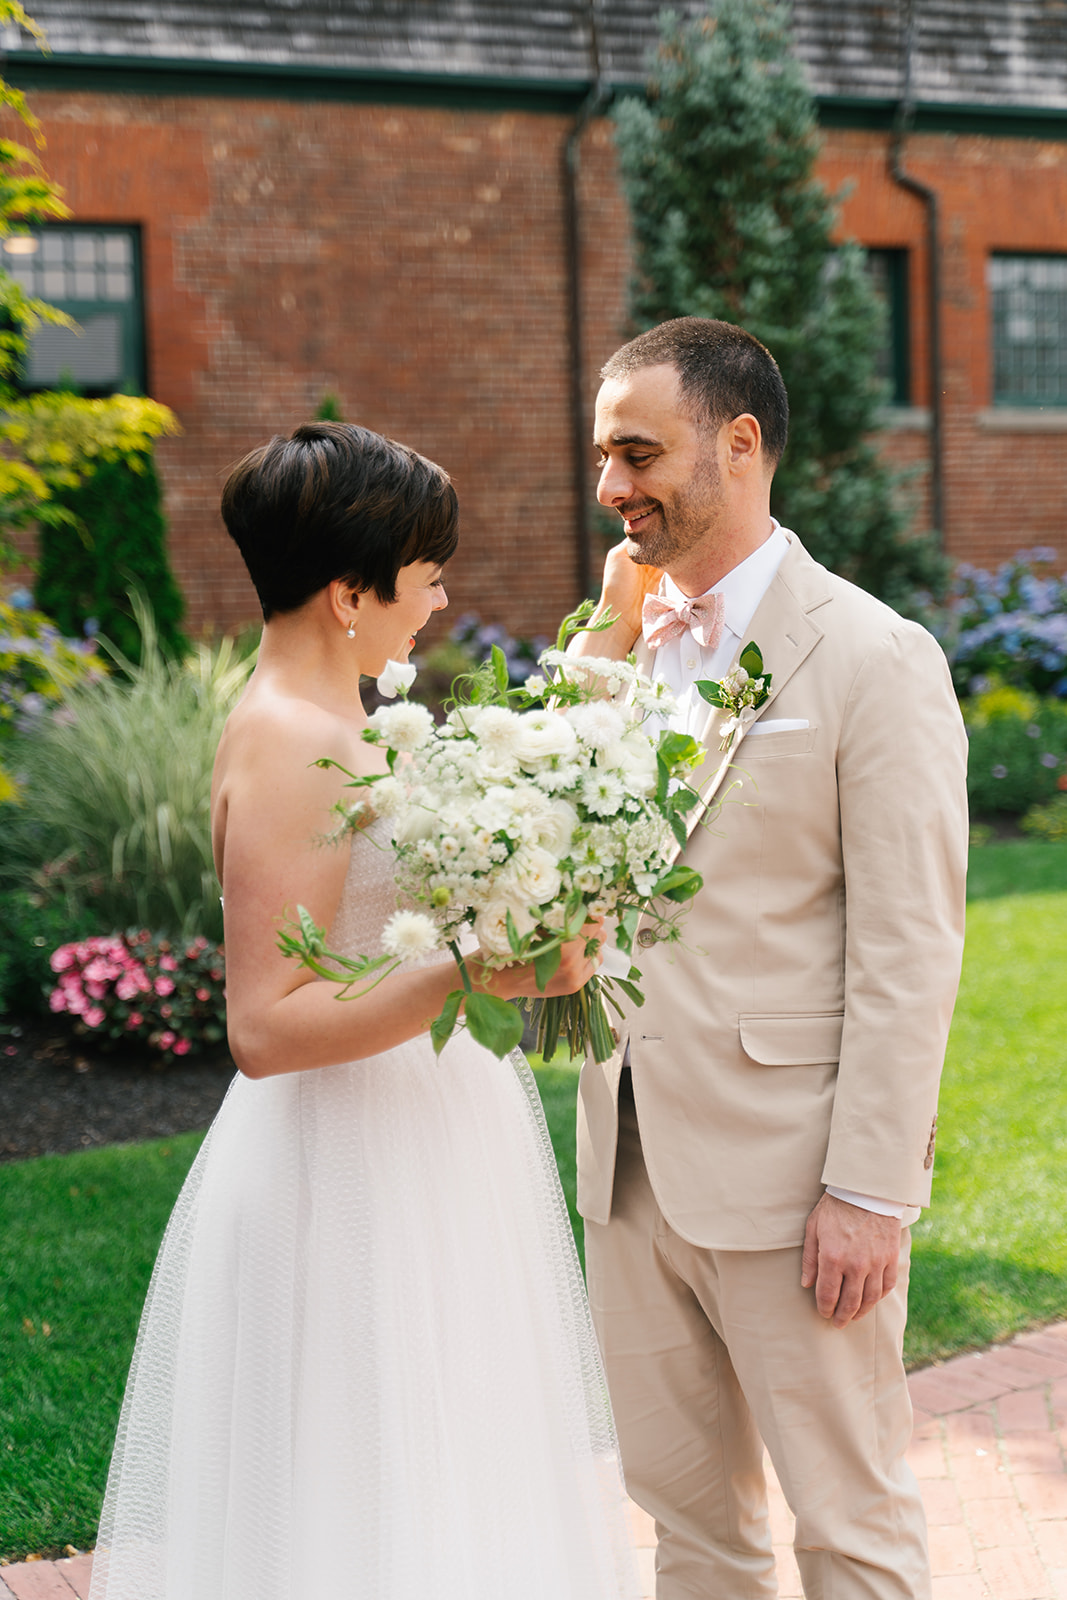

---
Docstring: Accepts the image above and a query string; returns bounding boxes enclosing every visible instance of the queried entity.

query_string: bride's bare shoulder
[221,681,361,768]
[212,681,369,833]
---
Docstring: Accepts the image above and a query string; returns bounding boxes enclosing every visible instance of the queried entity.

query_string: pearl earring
[346,622,355,639]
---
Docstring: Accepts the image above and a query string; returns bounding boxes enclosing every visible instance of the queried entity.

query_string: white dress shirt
[645,522,912,1224]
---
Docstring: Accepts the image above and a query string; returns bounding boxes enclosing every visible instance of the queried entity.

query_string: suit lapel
[676,538,831,853]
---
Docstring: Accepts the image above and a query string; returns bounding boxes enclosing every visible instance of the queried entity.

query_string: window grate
[990,255,1067,406]
[1,224,143,395]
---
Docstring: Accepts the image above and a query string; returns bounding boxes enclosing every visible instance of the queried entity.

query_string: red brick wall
[16,91,599,641]
[824,127,1067,574]
[8,92,1067,637]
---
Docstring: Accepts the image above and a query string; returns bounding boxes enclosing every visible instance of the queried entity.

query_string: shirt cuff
[826,1186,906,1220]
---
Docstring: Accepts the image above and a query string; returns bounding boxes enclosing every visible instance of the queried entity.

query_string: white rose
[600,732,657,796]
[504,846,563,909]
[513,709,579,767]
[473,894,538,957]
[529,797,579,856]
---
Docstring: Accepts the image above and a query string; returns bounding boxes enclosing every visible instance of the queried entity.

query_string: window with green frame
[0,224,144,395]
[990,254,1067,405]
[864,248,910,406]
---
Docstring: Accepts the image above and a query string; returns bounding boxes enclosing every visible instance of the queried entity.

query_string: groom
[571,317,968,1600]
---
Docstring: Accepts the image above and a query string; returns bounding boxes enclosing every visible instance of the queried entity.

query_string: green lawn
[0,1136,205,1560]
[2,840,1065,1558]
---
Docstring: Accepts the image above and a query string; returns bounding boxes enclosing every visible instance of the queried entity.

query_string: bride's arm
[215,703,596,1081]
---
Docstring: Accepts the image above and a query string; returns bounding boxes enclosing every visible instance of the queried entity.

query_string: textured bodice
[328,816,398,962]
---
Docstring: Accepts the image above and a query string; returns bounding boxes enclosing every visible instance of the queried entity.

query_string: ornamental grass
[2,595,254,943]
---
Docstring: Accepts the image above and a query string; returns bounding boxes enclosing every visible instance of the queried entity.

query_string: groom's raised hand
[568,541,663,661]
[801,1192,903,1328]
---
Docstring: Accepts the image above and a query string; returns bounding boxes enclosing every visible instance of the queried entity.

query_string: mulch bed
[0,1015,236,1163]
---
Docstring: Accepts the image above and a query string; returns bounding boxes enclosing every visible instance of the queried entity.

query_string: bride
[88,422,638,1600]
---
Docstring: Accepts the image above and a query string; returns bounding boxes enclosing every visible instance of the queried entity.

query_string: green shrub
[0,887,95,1017]
[964,686,1067,814]
[1021,793,1067,843]
[2,597,253,941]
[34,449,187,662]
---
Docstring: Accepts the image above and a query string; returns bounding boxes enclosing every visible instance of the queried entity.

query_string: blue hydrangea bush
[936,549,1067,700]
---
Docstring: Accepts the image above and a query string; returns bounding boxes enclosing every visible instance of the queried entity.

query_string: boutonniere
[695,641,772,751]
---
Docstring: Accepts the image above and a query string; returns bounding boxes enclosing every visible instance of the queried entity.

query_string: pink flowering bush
[48,930,226,1062]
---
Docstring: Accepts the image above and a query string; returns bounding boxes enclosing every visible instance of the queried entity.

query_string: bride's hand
[469,921,605,1002]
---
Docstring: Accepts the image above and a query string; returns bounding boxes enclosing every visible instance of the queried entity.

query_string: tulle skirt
[89,1037,638,1599]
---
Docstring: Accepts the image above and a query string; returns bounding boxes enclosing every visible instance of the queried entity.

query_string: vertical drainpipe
[889,0,945,541]
[564,0,607,601]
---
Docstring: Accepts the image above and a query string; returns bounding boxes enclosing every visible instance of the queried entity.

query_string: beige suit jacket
[576,531,969,1251]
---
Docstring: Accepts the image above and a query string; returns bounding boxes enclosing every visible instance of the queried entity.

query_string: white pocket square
[747,718,810,736]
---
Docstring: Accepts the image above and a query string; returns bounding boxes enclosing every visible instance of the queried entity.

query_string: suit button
[923,1154,934,1170]
[637,928,657,948]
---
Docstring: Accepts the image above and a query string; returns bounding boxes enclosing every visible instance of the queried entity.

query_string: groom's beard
[620,448,726,573]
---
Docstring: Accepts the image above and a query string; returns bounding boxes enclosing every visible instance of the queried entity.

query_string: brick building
[2,1,1067,635]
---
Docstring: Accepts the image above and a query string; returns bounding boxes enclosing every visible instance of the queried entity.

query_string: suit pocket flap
[739,1011,844,1066]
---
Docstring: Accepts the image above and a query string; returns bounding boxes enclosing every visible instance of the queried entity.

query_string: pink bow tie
[641,590,726,652]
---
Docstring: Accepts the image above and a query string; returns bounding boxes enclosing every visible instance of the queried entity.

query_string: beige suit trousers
[585,1091,930,1600]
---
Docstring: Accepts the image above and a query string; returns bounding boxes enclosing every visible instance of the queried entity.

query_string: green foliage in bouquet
[281,603,708,1064]
[2,593,254,941]
[612,0,946,612]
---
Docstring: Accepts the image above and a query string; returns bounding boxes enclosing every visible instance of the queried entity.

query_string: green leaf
[297,904,326,955]
[617,906,639,953]
[533,942,562,993]
[668,810,689,849]
[658,729,702,765]
[667,784,700,815]
[651,865,704,903]
[430,989,464,1056]
[655,752,671,807]
[613,978,645,1006]
[505,907,523,955]
[491,643,510,695]
[465,991,525,1057]
[695,679,726,706]
[739,641,764,677]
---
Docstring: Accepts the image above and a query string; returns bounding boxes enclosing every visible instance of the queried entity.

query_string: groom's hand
[801,1192,902,1328]
[567,541,662,661]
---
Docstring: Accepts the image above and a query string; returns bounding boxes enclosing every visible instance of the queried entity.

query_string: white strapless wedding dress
[89,822,638,1599]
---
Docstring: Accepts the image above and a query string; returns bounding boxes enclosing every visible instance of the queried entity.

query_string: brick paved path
[5,1323,1067,1600]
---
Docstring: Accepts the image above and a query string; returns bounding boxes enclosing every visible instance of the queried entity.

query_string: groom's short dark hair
[221,422,459,621]
[601,318,789,467]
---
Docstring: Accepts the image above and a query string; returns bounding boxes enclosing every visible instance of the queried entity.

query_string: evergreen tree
[612,0,946,610]
[36,449,187,661]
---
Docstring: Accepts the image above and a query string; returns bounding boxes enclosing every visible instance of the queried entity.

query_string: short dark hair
[601,317,789,467]
[220,422,459,621]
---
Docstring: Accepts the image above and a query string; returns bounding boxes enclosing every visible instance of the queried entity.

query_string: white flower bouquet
[281,606,707,1063]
